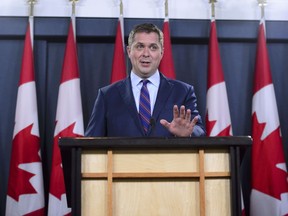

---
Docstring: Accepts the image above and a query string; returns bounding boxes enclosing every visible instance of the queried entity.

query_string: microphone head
[150,118,156,126]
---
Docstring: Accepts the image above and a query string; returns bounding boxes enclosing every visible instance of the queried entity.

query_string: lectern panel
[59,137,252,216]
[205,179,231,216]
[82,150,107,173]
[81,180,107,216]
[113,150,199,173]
[113,180,200,216]
[204,150,230,172]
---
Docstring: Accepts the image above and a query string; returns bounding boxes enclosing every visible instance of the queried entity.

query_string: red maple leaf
[205,115,216,136]
[50,122,82,199]
[252,113,288,199]
[7,124,41,201]
[217,125,231,136]
[24,207,45,216]
[206,115,231,136]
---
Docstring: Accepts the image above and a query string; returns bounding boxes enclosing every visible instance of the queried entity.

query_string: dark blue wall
[0,17,288,215]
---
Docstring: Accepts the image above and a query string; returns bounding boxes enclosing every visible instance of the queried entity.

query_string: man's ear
[126,46,130,55]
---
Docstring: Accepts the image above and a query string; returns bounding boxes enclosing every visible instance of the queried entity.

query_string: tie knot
[142,80,149,86]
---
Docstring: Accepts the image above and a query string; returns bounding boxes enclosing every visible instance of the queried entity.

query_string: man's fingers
[179,105,186,119]
[160,119,169,128]
[185,109,191,121]
[191,116,198,125]
[173,105,179,119]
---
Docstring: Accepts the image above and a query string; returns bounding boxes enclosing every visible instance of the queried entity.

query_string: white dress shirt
[130,71,160,114]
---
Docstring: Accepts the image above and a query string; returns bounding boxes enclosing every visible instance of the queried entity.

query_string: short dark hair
[128,23,164,48]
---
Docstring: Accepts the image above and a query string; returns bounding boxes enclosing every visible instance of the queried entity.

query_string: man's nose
[142,47,150,56]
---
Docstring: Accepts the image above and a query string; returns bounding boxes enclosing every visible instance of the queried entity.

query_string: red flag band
[206,20,232,137]
[159,18,176,79]
[110,16,127,83]
[48,19,84,216]
[250,20,288,216]
[6,22,45,216]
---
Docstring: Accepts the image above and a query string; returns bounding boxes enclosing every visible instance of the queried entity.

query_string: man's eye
[136,44,144,49]
[150,45,159,51]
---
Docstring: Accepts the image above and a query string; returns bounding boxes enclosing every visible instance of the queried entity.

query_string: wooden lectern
[59,136,252,216]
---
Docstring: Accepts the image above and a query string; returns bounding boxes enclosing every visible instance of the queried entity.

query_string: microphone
[149,118,156,137]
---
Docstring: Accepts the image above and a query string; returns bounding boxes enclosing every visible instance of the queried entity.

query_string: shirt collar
[131,70,160,88]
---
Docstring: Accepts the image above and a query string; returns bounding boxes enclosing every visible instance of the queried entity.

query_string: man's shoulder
[100,78,128,94]
[102,78,127,90]
[161,74,193,90]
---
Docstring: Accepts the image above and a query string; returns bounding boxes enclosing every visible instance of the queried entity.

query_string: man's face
[127,32,163,79]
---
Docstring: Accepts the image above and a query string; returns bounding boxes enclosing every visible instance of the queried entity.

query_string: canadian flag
[6,22,45,215]
[159,17,176,79]
[206,19,247,215]
[48,19,84,216]
[250,19,288,216]
[110,15,127,83]
[206,19,232,137]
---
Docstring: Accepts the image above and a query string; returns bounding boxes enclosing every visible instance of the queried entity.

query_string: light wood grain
[113,150,199,173]
[81,149,232,216]
[205,179,231,216]
[205,149,230,172]
[81,180,107,216]
[82,150,107,173]
[113,180,200,216]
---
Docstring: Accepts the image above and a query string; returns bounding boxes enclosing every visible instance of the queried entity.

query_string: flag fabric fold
[206,19,247,215]
[250,19,288,216]
[159,17,176,79]
[48,19,84,216]
[110,15,127,83]
[206,19,232,137]
[6,22,45,216]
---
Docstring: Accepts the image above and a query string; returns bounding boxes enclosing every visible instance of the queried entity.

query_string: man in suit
[85,23,205,137]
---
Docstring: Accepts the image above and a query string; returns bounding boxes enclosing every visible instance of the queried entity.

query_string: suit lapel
[116,74,174,136]
[117,78,145,135]
[152,74,174,123]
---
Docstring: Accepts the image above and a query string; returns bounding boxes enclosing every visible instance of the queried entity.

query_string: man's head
[127,23,164,79]
[128,23,164,48]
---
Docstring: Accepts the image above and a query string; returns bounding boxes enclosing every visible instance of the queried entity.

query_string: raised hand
[160,105,198,137]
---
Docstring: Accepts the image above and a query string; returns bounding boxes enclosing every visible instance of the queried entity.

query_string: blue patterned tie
[139,80,151,134]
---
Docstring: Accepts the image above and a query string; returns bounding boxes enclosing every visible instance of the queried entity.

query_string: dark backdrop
[0,17,288,215]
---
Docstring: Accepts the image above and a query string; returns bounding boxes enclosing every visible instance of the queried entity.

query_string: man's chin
[142,71,155,77]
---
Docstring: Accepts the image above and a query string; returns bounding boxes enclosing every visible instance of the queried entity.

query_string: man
[85,23,205,137]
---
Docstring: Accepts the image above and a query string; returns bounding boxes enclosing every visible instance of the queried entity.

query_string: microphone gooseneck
[149,118,156,137]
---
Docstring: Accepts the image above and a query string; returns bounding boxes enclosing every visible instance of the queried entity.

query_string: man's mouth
[140,60,151,66]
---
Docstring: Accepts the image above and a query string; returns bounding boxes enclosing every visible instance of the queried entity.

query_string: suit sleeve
[85,89,106,137]
[186,85,206,137]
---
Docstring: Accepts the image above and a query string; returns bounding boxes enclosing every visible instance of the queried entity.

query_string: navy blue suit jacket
[85,73,206,137]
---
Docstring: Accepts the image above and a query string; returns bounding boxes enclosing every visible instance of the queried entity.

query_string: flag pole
[165,0,168,19]
[209,0,217,19]
[28,0,36,17]
[69,0,78,40]
[120,0,128,75]
[120,0,123,16]
[257,0,267,33]
[258,0,267,19]
[27,0,36,47]
[119,0,124,48]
